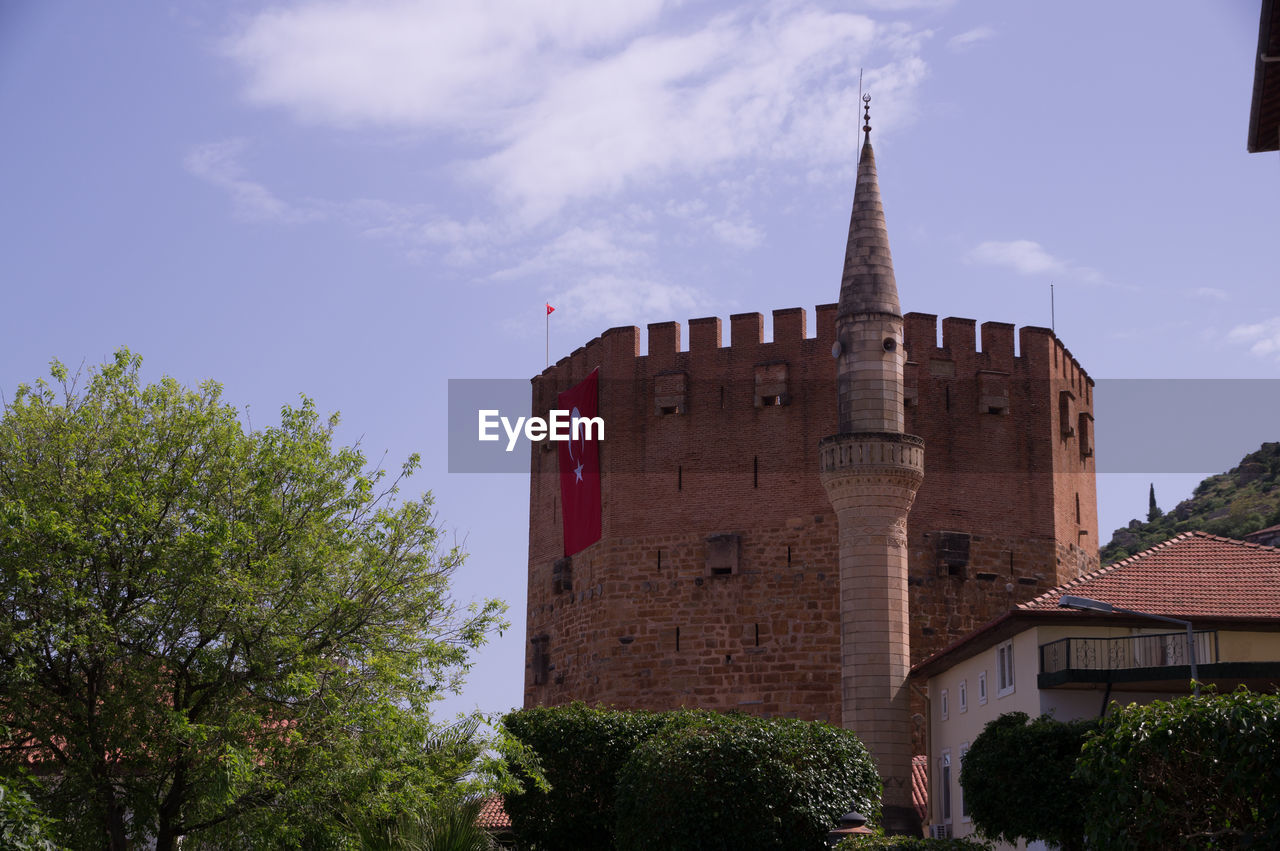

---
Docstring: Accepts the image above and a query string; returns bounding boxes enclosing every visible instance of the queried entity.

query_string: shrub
[500,703,668,850]
[1075,690,1280,850]
[836,836,992,850]
[959,712,1096,851]
[613,712,880,851]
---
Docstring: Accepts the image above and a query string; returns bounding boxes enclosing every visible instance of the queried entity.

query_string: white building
[909,532,1280,847]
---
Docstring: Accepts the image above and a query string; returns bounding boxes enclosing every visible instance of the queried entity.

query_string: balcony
[1037,630,1219,689]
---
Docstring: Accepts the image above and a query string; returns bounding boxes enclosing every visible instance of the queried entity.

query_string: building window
[960,744,970,821]
[940,750,952,824]
[958,680,967,714]
[977,671,987,705]
[940,688,949,721]
[996,641,1015,697]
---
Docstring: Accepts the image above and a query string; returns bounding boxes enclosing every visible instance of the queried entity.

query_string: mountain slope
[1102,442,1280,564]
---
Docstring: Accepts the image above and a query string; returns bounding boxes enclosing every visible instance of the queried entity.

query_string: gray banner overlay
[447,378,1280,474]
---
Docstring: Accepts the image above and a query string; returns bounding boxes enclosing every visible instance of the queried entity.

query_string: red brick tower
[819,95,923,835]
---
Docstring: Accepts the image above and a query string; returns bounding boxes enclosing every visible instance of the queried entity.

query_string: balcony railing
[1040,630,1219,676]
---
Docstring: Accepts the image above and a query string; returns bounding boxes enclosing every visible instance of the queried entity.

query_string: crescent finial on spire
[862,92,872,145]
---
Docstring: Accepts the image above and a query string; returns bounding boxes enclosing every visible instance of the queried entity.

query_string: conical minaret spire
[820,93,924,836]
[838,94,901,319]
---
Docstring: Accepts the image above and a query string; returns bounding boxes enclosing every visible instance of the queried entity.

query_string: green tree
[0,351,506,850]
[960,712,1096,851]
[1148,483,1162,522]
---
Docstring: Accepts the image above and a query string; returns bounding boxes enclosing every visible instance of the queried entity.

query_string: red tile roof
[1019,532,1280,620]
[911,532,1280,680]
[476,795,511,831]
[912,754,927,822]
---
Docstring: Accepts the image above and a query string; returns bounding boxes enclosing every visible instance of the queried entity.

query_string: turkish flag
[558,368,601,556]
[546,303,555,315]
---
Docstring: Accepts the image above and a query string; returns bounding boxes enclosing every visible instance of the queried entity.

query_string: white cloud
[1227,317,1280,359]
[184,140,317,223]
[710,217,763,249]
[968,240,1068,276]
[553,273,705,328]
[224,1,931,223]
[947,26,994,51]
[224,0,668,129]
[967,239,1110,286]
[491,224,651,280]
[1192,286,1229,301]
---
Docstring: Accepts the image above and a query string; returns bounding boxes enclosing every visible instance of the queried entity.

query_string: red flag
[557,369,601,556]
[546,303,555,315]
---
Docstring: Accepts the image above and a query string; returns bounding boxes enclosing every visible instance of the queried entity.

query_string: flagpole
[546,306,550,368]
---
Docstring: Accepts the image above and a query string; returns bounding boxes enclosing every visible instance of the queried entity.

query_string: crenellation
[815,303,838,341]
[904,312,939,355]
[941,317,977,353]
[648,321,681,363]
[689,316,722,350]
[730,312,764,347]
[772,307,807,342]
[568,345,589,380]
[980,321,1016,367]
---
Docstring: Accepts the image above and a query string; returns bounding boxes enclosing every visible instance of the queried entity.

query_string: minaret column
[820,94,924,836]
[820,432,923,832]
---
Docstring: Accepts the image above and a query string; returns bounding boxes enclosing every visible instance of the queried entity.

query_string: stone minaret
[819,94,924,836]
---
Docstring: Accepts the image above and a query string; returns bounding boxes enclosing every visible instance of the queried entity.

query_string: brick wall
[524,305,1098,716]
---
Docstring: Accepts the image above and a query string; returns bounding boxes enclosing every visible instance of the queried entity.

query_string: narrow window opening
[754,623,760,647]
[978,671,987,705]
[753,455,759,488]
[786,545,791,566]
[675,626,680,652]
[760,395,782,406]
[677,465,682,491]
[657,550,662,570]
[945,385,951,411]
[940,751,952,824]
[719,385,725,408]
[1076,493,1081,524]
[659,405,679,416]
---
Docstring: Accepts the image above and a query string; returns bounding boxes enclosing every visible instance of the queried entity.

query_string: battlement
[534,306,1093,409]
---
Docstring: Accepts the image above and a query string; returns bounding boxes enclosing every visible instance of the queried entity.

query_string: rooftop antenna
[1050,282,1056,334]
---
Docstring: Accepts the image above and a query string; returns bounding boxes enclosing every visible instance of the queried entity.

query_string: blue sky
[2,1,1275,720]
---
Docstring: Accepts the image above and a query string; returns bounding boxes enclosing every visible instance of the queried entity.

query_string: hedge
[1075,689,1280,850]
[836,836,992,850]
[959,712,1096,851]
[613,712,880,851]
[502,705,881,851]
[500,703,669,850]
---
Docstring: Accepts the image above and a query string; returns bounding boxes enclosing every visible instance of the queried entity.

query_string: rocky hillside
[1102,442,1280,564]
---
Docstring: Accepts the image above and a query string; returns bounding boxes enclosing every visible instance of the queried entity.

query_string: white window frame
[958,679,967,714]
[959,743,970,822]
[996,641,1015,697]
[940,688,949,721]
[977,671,987,705]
